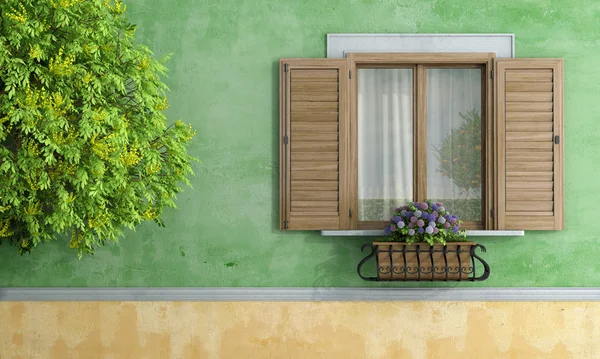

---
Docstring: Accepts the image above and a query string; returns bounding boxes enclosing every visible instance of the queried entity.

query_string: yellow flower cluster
[0,205,11,213]
[6,4,27,23]
[91,133,117,160]
[141,208,158,220]
[52,128,76,146]
[49,47,76,76]
[103,0,127,15]
[88,210,110,229]
[0,220,13,238]
[184,124,197,141]
[69,231,83,248]
[137,56,150,71]
[29,45,43,61]
[154,96,169,111]
[120,144,141,167]
[50,0,85,8]
[145,161,161,175]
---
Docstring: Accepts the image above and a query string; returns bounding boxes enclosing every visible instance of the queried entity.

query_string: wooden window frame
[347,52,496,230]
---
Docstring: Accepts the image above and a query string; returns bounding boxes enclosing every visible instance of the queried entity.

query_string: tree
[0,0,196,256]
[433,109,482,195]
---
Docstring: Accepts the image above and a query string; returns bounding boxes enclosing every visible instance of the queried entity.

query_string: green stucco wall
[0,0,597,287]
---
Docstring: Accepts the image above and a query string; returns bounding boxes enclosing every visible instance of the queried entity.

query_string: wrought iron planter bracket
[357,243,490,282]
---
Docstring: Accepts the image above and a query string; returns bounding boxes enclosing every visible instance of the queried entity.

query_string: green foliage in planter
[0,0,196,256]
[432,109,482,194]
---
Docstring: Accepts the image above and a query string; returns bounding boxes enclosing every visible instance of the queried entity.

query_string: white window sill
[320,230,524,237]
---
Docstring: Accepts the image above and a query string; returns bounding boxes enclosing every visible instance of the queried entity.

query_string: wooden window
[279,55,564,232]
[494,59,564,230]
[348,53,494,231]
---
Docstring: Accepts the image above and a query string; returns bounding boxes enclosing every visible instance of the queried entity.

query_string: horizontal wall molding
[2,288,600,302]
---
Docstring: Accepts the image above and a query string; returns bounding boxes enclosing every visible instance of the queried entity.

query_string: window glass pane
[358,68,413,221]
[426,68,482,222]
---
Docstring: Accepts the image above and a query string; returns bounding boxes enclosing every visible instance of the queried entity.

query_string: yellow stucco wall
[1,301,599,358]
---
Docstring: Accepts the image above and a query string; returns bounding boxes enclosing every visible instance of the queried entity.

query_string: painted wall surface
[2,301,599,358]
[0,0,598,286]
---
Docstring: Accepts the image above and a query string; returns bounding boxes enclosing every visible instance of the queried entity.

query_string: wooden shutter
[495,59,564,230]
[280,59,349,230]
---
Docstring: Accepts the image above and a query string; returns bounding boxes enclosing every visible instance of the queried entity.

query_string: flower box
[357,241,490,282]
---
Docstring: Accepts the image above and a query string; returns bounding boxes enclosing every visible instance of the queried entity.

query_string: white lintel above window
[326,33,515,59]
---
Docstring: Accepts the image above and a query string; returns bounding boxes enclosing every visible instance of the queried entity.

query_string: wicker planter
[357,241,490,282]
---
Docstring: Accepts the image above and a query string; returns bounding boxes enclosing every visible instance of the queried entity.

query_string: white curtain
[358,68,481,221]
[427,69,481,221]
[358,69,413,221]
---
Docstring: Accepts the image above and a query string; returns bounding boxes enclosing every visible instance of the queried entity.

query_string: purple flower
[414,210,422,218]
[437,216,446,224]
[422,213,431,221]
[421,202,429,210]
[397,221,406,229]
[414,203,421,209]
[438,206,445,212]
[394,208,402,213]
[451,218,458,224]
[408,222,415,229]
[433,211,439,219]
[425,226,434,234]
[384,225,391,235]
[390,224,397,232]
[417,219,425,228]
[400,210,407,217]
[436,202,443,207]
[433,227,439,234]
[393,216,402,223]
[410,216,418,223]
[444,222,451,229]
[406,211,413,217]
[418,227,424,234]
[452,226,459,233]
[408,228,416,236]
[429,221,436,227]
[431,204,438,211]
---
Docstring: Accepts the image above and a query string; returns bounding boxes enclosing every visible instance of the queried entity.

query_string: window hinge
[284,63,289,72]
[283,135,289,145]
[349,70,352,79]
[284,220,289,229]
[349,208,353,218]
[491,70,494,80]
[555,135,560,144]
[491,208,495,218]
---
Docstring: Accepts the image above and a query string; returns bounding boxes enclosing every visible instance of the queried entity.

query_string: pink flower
[421,202,429,210]
[410,216,418,223]
[444,222,451,229]
[417,219,425,228]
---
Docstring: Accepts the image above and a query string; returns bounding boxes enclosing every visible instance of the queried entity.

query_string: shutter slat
[291,70,338,81]
[506,162,553,171]
[293,102,339,112]
[506,92,553,102]
[293,133,339,142]
[506,70,553,82]
[506,142,553,150]
[292,142,338,152]
[292,92,339,102]
[292,152,338,162]
[507,191,553,201]
[291,83,338,92]
[506,181,553,190]
[292,122,338,132]
[291,180,338,191]
[293,162,338,171]
[291,112,339,122]
[506,102,553,112]
[506,132,553,142]
[506,82,553,92]
[507,201,553,212]
[506,112,553,122]
[506,152,553,162]
[292,191,339,201]
[506,122,553,132]
[506,172,553,181]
